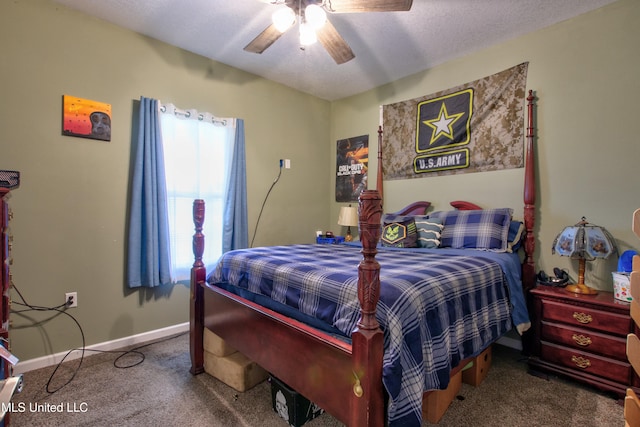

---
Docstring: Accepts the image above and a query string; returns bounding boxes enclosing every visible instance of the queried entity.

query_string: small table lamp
[552,217,617,295]
[338,205,359,242]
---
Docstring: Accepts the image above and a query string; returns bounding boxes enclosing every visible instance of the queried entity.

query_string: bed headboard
[374,90,537,291]
[390,201,431,216]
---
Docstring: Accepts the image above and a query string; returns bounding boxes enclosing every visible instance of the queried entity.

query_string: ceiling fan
[246,0,413,64]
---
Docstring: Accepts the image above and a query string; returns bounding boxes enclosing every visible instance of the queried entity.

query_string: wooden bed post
[190,199,205,375]
[376,125,384,201]
[522,90,537,292]
[350,190,385,426]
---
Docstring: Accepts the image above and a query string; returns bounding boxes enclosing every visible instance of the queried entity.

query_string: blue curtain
[222,119,248,253]
[127,97,172,288]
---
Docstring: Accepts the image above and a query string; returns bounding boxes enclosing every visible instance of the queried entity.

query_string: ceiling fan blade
[316,19,355,64]
[323,0,413,13]
[244,24,285,54]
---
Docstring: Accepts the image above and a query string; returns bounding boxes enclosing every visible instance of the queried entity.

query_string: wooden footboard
[204,286,361,425]
[190,190,385,426]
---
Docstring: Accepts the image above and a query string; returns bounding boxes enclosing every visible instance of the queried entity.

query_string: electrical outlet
[65,292,77,308]
[284,159,291,169]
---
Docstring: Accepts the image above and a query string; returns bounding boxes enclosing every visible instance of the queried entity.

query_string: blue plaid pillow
[429,208,513,251]
[507,220,525,253]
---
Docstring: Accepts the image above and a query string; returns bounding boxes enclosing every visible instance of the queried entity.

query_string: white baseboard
[13,321,521,374]
[13,322,189,374]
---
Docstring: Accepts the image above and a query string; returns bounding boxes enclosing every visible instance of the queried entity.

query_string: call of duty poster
[335,135,368,202]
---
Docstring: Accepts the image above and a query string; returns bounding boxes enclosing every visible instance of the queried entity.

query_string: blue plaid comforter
[208,244,513,427]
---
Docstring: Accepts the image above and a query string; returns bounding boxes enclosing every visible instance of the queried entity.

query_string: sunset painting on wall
[62,95,112,141]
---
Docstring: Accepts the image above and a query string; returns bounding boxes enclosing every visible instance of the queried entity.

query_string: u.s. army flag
[382,63,528,180]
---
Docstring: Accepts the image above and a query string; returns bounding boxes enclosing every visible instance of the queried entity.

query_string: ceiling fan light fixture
[272,6,296,33]
[305,4,327,30]
[299,22,318,46]
[251,0,411,64]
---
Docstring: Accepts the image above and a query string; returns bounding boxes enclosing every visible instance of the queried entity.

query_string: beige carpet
[9,333,623,426]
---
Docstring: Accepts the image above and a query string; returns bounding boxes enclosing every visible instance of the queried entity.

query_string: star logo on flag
[416,89,473,153]
[423,103,465,145]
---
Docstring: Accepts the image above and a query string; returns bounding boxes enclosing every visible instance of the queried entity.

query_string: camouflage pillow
[381,217,418,248]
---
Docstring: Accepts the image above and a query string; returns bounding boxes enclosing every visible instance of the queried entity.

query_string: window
[160,108,235,282]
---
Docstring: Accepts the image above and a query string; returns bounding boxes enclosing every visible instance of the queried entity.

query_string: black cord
[10,284,186,394]
[250,162,283,247]
[11,284,86,394]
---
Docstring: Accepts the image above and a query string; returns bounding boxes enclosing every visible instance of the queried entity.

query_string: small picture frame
[62,95,112,141]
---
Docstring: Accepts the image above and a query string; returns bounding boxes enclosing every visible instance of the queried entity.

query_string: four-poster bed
[189,90,538,426]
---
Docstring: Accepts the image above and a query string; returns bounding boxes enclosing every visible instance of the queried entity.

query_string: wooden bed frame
[189,90,538,426]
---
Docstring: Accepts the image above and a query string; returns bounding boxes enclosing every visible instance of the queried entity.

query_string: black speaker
[0,170,20,189]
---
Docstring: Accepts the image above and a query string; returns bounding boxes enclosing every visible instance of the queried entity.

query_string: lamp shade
[552,217,616,260]
[338,206,359,227]
[305,4,327,30]
[552,217,617,295]
[299,22,317,46]
[272,6,295,33]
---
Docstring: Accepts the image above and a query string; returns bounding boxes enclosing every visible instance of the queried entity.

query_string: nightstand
[528,286,640,397]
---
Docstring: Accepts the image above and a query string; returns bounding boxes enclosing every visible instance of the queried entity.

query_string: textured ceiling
[52,0,618,101]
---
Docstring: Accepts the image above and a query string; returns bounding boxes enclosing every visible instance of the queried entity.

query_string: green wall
[330,0,639,293]
[0,0,331,361]
[2,0,639,363]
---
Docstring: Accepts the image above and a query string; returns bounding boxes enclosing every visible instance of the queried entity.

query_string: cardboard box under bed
[202,328,269,392]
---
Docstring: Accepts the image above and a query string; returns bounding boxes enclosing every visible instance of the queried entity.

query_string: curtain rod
[159,104,228,126]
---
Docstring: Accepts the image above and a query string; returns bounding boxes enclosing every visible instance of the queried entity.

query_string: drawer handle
[572,334,592,347]
[572,312,592,324]
[571,355,591,369]
[571,334,591,347]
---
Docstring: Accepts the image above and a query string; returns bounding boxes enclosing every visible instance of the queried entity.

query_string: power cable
[10,284,186,394]
[250,160,283,247]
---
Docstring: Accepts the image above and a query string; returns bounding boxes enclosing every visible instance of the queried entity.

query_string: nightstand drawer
[540,321,627,361]
[540,299,630,336]
[540,341,631,384]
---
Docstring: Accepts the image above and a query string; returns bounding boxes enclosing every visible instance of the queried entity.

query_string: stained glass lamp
[552,217,617,295]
